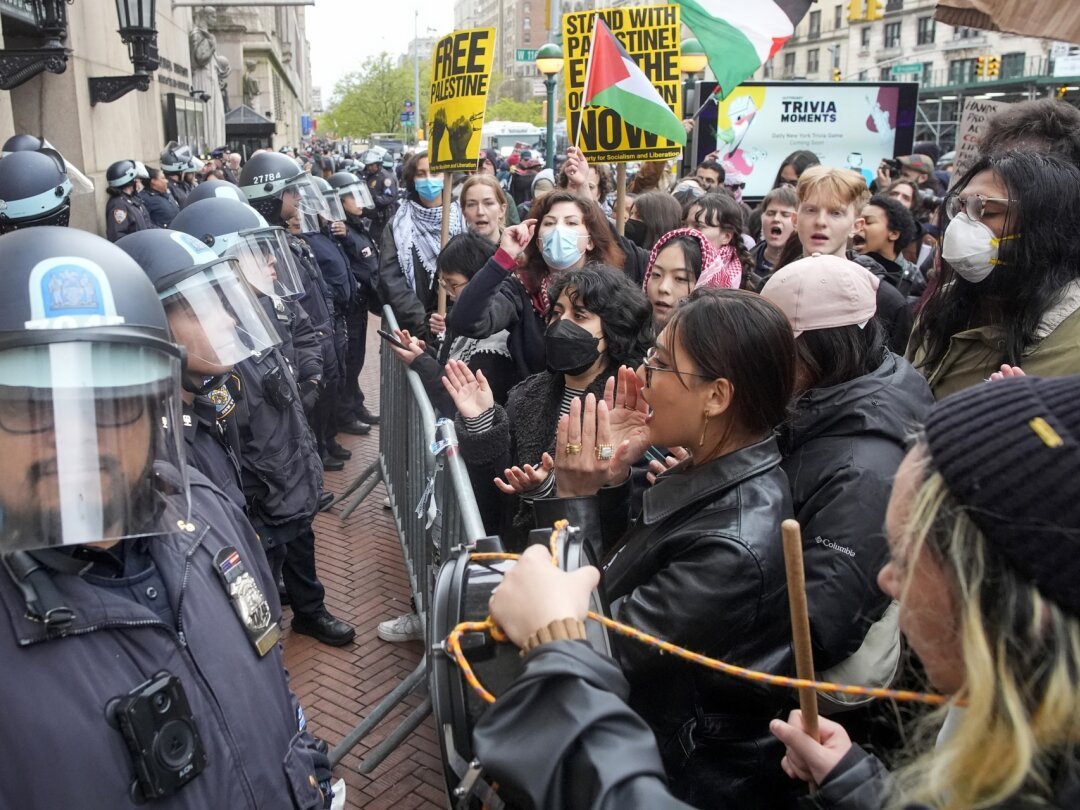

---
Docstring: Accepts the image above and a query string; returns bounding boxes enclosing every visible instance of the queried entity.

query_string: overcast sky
[307,0,454,101]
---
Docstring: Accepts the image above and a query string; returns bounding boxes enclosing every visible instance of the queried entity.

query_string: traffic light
[1058,85,1068,99]
[976,55,987,78]
[865,0,883,20]
[848,0,862,20]
[832,67,842,82]
[987,56,1000,78]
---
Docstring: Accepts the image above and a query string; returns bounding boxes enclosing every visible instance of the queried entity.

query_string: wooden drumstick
[438,171,452,316]
[782,518,820,791]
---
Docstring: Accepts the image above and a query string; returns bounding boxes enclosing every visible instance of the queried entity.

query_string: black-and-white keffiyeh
[391,198,463,291]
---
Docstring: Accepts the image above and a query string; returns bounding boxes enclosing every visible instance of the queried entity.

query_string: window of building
[832,46,843,68]
[861,27,871,48]
[1001,52,1026,79]
[784,51,797,76]
[921,61,934,84]
[917,16,935,44]
[858,70,869,81]
[884,21,901,48]
[879,66,892,81]
[763,59,774,78]
[952,26,979,39]
[808,10,821,38]
[948,57,977,84]
[885,0,903,11]
[834,5,843,29]
[807,48,820,73]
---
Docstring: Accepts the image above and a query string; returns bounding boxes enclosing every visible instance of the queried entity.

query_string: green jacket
[907,280,1080,399]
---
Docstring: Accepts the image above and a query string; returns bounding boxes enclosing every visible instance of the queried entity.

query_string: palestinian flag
[582,17,687,145]
[676,0,813,98]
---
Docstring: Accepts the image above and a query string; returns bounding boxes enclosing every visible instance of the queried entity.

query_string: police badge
[213,546,281,656]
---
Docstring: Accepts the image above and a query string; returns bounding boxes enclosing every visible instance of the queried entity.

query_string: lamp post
[535,43,564,170]
[0,0,71,91]
[88,0,160,105]
[679,38,707,176]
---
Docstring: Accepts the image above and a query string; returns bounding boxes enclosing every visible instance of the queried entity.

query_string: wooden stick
[782,518,820,791]
[615,163,627,236]
[438,171,452,316]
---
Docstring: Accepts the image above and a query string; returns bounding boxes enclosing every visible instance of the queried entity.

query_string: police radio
[105,671,207,803]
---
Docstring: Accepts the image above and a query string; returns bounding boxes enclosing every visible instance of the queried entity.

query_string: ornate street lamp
[679,38,708,76]
[88,0,160,106]
[0,0,71,91]
[534,43,564,170]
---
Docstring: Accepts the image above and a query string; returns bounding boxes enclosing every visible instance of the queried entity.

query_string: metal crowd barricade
[328,307,487,773]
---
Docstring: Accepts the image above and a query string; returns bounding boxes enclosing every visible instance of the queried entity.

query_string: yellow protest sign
[427,28,496,173]
[563,5,682,163]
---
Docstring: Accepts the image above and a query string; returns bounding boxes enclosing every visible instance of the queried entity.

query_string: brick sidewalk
[282,321,446,810]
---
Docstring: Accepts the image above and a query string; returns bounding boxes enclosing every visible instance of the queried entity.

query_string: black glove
[300,379,321,415]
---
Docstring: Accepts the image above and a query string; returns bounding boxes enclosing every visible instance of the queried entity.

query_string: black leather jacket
[535,437,801,808]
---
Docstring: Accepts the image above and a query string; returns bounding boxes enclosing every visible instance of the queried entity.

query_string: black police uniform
[106,192,157,242]
[183,395,246,512]
[363,167,398,246]
[0,465,333,809]
[339,219,380,421]
[140,187,181,228]
[167,177,191,208]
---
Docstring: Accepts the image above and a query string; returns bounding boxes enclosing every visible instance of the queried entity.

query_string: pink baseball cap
[760,254,880,338]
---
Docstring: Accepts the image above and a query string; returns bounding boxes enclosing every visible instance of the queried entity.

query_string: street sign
[515,49,538,63]
[890,63,923,75]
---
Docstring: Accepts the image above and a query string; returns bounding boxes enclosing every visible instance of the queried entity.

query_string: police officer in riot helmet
[116,228,284,510]
[0,148,73,233]
[0,226,335,808]
[161,141,195,208]
[182,177,250,208]
[133,160,150,193]
[105,159,157,242]
[171,196,356,647]
[327,171,380,427]
[139,167,182,228]
[1,132,44,156]
[359,149,398,246]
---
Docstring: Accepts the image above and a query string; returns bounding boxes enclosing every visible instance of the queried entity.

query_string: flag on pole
[675,0,813,99]
[582,17,687,146]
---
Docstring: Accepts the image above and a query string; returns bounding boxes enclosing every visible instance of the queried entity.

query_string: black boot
[326,439,351,460]
[321,451,344,471]
[356,404,380,425]
[337,419,371,436]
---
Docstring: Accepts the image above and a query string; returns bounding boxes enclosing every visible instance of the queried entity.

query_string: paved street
[282,321,446,810]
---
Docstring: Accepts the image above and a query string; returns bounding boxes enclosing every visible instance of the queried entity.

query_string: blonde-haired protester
[468,373,1080,810]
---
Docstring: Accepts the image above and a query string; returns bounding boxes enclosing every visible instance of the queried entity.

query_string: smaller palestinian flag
[582,17,686,145]
[676,0,813,98]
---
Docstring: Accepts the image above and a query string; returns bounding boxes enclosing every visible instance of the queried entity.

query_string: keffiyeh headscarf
[697,246,744,290]
[643,227,718,293]
[391,198,463,291]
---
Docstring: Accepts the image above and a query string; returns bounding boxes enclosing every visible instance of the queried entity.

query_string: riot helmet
[1,133,44,157]
[312,175,346,223]
[116,230,281,393]
[0,149,73,233]
[238,150,331,231]
[133,161,150,182]
[106,160,138,190]
[359,149,383,172]
[182,178,249,208]
[327,171,374,218]
[382,152,395,170]
[0,227,189,552]
[171,197,306,301]
[160,141,195,174]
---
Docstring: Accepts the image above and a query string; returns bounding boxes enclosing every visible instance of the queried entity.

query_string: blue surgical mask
[415,177,443,201]
[541,226,585,270]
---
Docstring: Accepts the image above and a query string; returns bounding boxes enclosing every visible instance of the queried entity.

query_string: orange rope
[447,523,950,708]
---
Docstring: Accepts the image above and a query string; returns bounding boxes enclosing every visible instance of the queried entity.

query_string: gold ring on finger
[565,443,583,455]
[595,444,614,461]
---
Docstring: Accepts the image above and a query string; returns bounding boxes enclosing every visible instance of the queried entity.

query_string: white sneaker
[377,612,424,642]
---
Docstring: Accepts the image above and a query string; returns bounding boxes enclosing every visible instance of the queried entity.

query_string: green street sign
[515,49,538,63]
[891,63,923,75]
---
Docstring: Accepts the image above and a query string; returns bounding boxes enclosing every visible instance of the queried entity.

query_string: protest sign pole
[438,172,451,316]
[782,518,820,792]
[614,163,627,236]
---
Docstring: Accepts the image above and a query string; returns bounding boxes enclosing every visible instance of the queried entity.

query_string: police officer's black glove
[300,379,321,415]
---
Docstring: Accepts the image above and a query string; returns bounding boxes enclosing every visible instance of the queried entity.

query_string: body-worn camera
[106,672,208,804]
[261,364,296,410]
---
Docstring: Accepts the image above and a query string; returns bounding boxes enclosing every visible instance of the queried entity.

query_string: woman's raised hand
[495,453,555,495]
[441,359,494,419]
[646,446,690,486]
[563,147,590,194]
[602,366,652,465]
[499,218,537,260]
[988,364,1026,381]
[770,711,852,787]
[554,392,644,498]
[387,328,426,366]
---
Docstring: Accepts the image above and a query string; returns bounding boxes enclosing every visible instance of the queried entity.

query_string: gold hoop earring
[699,409,710,447]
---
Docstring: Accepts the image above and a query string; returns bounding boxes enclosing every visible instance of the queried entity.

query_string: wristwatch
[520,617,587,655]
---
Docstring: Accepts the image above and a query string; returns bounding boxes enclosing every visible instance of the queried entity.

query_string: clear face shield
[282,174,332,233]
[160,259,282,378]
[0,342,189,552]
[322,192,346,223]
[336,183,374,217]
[223,227,306,300]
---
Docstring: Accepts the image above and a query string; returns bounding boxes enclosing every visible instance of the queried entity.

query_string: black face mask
[623,218,647,248]
[545,318,601,376]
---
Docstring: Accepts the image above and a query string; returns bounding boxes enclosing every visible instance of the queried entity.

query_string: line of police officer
[0,134,392,807]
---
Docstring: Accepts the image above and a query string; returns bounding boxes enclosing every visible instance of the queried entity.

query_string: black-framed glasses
[944,193,1014,222]
[643,347,714,388]
[438,277,467,295]
[0,396,145,434]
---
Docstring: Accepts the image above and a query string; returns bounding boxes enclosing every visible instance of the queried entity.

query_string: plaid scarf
[643,227,718,293]
[391,199,462,291]
[697,245,744,290]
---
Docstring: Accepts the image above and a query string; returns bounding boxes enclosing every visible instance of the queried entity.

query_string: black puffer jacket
[534,438,801,809]
[778,351,933,669]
